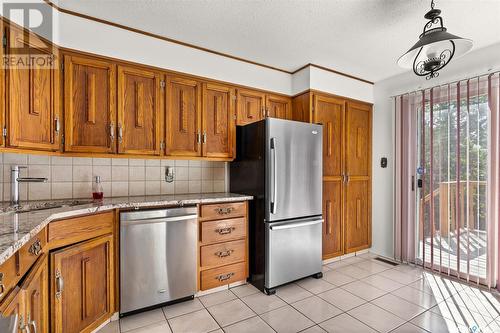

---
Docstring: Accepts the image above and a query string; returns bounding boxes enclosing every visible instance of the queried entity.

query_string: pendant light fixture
[397,0,473,79]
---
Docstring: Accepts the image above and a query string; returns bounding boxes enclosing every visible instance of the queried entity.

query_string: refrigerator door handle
[269,219,324,230]
[270,137,277,214]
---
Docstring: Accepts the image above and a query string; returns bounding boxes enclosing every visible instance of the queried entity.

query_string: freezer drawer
[265,216,323,289]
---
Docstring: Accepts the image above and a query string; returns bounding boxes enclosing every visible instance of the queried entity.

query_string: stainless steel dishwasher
[120,206,198,315]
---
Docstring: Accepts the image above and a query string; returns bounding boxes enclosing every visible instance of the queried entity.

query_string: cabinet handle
[118,124,123,143]
[55,269,64,299]
[215,249,234,258]
[0,272,4,298]
[215,207,233,215]
[215,226,235,235]
[29,318,37,333]
[109,122,115,142]
[215,272,235,282]
[197,133,201,144]
[28,239,42,256]
[19,315,30,333]
[54,118,60,134]
[261,106,265,118]
[202,132,207,144]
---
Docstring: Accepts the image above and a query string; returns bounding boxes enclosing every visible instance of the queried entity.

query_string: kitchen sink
[0,199,95,214]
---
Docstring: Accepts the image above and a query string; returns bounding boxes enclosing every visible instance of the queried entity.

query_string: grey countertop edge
[0,193,253,266]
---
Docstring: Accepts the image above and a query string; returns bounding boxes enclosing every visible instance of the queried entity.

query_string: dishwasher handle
[121,214,198,226]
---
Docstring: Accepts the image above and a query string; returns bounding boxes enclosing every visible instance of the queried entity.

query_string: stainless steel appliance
[120,206,198,315]
[230,118,323,294]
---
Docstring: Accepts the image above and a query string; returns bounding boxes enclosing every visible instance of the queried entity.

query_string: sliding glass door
[415,78,490,284]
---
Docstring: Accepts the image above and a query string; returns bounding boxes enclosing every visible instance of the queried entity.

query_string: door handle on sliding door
[270,137,277,214]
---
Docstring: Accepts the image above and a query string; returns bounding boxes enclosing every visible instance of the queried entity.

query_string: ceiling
[55,0,500,82]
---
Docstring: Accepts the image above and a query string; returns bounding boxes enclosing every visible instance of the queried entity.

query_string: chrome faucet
[11,165,48,205]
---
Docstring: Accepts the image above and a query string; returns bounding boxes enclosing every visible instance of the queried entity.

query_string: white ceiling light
[397,0,473,80]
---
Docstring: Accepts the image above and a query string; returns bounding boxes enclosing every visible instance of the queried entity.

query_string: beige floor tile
[429,300,495,329]
[198,290,236,307]
[319,313,377,333]
[206,299,254,327]
[451,290,500,319]
[98,320,120,333]
[340,256,366,265]
[391,286,441,309]
[358,252,379,259]
[230,284,260,298]
[276,283,313,303]
[335,265,372,279]
[407,276,460,300]
[162,298,204,319]
[353,261,391,274]
[322,270,356,286]
[389,322,428,333]
[379,269,422,285]
[348,303,405,333]
[120,309,166,332]
[371,294,426,320]
[362,274,405,292]
[410,310,467,333]
[126,321,172,333]
[260,305,314,333]
[322,265,332,273]
[317,288,366,311]
[342,280,387,301]
[222,316,274,333]
[296,277,336,294]
[326,260,351,270]
[168,309,220,333]
[241,292,287,314]
[299,325,326,333]
[292,296,342,323]
[485,320,500,333]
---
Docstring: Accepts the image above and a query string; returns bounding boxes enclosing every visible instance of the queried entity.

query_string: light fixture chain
[431,0,435,9]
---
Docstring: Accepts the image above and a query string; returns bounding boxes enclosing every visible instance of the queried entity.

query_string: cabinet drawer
[48,211,114,249]
[200,217,246,245]
[200,239,246,269]
[0,254,17,303]
[200,262,246,291]
[18,228,47,277]
[199,202,246,221]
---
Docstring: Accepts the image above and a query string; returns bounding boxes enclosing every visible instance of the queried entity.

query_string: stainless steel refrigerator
[230,118,323,294]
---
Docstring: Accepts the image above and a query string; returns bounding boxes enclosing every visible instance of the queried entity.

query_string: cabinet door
[64,55,116,153]
[165,76,201,157]
[202,83,235,158]
[20,254,49,333]
[0,287,26,333]
[345,102,371,177]
[265,94,291,119]
[7,26,60,150]
[117,65,162,155]
[323,181,343,258]
[345,180,371,252]
[51,234,114,333]
[313,94,344,178]
[236,89,265,126]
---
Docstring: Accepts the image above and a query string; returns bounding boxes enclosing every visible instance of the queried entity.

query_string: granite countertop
[0,193,253,266]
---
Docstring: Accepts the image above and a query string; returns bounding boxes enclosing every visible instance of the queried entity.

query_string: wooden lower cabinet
[50,234,114,333]
[322,181,343,258]
[345,179,371,253]
[0,253,49,333]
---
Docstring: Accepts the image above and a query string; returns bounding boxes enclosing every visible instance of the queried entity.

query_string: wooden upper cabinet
[291,92,312,123]
[345,179,370,252]
[7,25,60,151]
[165,76,201,157]
[345,101,371,177]
[64,55,116,153]
[20,254,49,333]
[202,83,235,158]
[117,65,162,155]
[51,234,114,333]
[236,89,265,126]
[313,95,345,178]
[265,94,291,119]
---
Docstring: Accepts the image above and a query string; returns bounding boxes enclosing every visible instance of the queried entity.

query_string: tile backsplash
[0,153,228,202]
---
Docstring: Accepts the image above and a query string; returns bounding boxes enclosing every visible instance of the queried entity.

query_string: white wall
[371,42,500,258]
